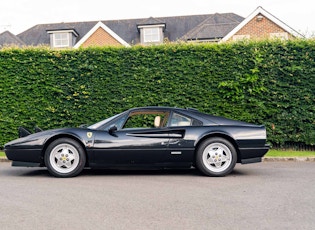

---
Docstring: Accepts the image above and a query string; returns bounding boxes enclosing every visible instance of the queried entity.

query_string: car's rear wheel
[44,138,86,178]
[196,137,237,177]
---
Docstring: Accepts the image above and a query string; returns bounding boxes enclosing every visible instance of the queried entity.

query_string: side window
[123,111,169,129]
[109,116,126,130]
[170,113,192,126]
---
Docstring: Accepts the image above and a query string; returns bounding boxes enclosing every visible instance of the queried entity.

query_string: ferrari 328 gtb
[4,107,269,177]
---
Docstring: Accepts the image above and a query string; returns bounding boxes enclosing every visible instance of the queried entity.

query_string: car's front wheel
[196,137,237,177]
[44,138,86,178]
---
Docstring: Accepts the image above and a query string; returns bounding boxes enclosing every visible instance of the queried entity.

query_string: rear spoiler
[18,126,43,138]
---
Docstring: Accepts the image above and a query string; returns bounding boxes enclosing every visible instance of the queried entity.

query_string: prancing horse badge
[87,132,93,138]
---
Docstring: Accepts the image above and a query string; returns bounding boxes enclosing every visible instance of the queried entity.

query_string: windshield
[87,112,124,130]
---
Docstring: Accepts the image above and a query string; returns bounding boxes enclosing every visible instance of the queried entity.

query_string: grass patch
[266,149,315,157]
[0,151,5,157]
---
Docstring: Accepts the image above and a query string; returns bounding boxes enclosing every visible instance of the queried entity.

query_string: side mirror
[108,125,118,135]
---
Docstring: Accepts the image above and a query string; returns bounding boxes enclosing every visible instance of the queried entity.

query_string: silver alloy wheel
[49,143,80,174]
[202,142,232,173]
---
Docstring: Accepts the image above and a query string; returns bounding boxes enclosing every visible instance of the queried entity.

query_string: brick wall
[234,13,291,39]
[81,27,122,47]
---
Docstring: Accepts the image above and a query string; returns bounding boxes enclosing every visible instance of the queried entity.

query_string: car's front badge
[87,132,93,138]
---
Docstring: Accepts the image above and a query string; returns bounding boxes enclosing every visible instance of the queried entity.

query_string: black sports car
[4,107,269,177]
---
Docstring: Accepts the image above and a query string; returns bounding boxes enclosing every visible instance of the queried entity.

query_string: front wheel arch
[44,137,87,177]
[42,134,88,166]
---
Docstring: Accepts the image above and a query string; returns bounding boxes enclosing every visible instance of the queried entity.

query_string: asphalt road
[0,162,314,230]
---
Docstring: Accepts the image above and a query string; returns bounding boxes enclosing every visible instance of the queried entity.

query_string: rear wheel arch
[195,136,238,176]
[195,133,241,163]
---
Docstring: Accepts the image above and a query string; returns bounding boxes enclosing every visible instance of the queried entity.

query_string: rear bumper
[239,144,270,164]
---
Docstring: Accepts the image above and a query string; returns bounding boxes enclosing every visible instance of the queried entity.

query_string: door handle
[169,140,180,145]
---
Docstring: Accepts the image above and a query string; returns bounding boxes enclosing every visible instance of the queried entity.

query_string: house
[16,13,244,48]
[0,7,302,49]
[220,6,302,42]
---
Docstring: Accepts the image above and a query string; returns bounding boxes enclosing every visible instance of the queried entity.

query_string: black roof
[181,13,245,40]
[17,13,244,46]
[0,31,26,47]
[123,106,256,126]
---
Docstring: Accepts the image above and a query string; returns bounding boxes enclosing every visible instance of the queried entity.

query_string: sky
[0,0,314,37]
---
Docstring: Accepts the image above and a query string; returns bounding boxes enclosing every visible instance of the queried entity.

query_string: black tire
[44,138,86,178]
[196,137,237,177]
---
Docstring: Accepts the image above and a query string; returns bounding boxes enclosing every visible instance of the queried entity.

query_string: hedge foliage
[0,40,314,148]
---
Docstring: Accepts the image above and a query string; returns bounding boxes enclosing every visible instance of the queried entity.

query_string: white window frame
[143,27,160,43]
[232,34,250,41]
[270,32,289,40]
[53,32,70,48]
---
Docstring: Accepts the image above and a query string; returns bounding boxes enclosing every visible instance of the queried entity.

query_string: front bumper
[4,148,42,164]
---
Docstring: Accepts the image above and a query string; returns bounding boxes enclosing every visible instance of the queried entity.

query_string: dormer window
[47,29,79,48]
[137,25,165,45]
[137,18,166,45]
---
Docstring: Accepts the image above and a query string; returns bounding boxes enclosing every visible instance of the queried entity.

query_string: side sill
[12,161,41,167]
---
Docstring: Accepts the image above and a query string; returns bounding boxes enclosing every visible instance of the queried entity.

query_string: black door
[92,128,170,166]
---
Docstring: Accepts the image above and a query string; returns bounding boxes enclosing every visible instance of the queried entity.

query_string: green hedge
[0,40,314,148]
